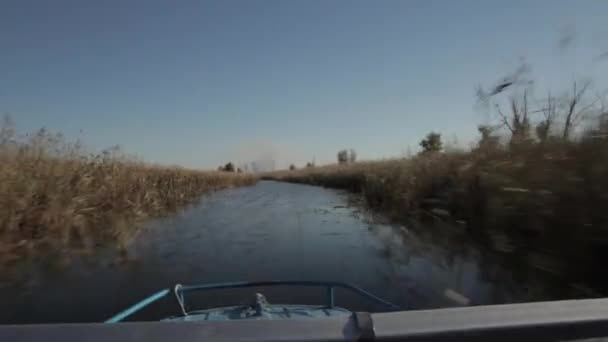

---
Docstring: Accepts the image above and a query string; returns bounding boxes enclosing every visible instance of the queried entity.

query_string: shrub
[419,132,443,153]
[337,149,348,164]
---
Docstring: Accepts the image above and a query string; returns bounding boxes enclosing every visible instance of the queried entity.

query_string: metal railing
[105,280,401,323]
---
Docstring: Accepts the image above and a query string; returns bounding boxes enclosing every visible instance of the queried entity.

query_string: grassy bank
[265,138,608,296]
[0,125,257,273]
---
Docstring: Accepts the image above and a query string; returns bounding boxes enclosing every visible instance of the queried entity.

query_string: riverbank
[0,126,257,276]
[264,138,608,297]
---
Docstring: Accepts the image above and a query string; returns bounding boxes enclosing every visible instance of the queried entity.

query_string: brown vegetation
[265,83,608,297]
[266,137,608,295]
[0,121,257,273]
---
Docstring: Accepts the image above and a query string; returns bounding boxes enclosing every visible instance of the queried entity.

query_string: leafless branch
[563,80,593,139]
[495,104,514,133]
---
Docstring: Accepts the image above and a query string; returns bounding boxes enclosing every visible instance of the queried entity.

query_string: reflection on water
[0,181,548,324]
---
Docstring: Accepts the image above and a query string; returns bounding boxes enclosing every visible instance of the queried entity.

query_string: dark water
[1,181,536,324]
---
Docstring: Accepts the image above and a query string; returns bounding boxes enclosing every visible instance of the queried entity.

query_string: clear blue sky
[1,0,607,169]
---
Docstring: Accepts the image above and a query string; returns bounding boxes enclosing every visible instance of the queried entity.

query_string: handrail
[105,289,170,323]
[173,284,188,316]
[105,280,400,323]
[176,280,401,311]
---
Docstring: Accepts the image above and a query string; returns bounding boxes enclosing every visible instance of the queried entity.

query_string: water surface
[1,181,531,323]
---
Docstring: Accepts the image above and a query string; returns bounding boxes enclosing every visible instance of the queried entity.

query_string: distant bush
[289,164,296,171]
[419,132,443,153]
[337,149,357,164]
[337,149,348,164]
[223,162,235,172]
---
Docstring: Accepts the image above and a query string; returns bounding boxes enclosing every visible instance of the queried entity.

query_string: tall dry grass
[0,123,256,273]
[265,137,608,296]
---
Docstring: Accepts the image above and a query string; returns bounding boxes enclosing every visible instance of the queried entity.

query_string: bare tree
[581,91,608,140]
[562,80,596,139]
[494,89,531,145]
[477,125,500,149]
[476,60,537,146]
[348,149,357,163]
[535,92,557,142]
[599,94,608,133]
[0,115,15,145]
